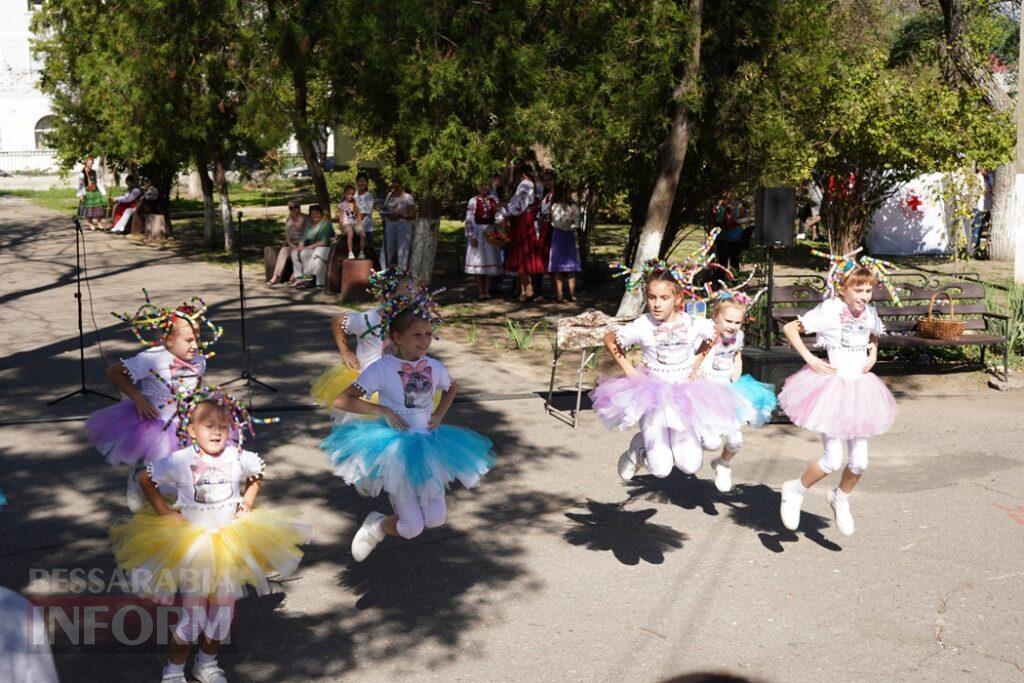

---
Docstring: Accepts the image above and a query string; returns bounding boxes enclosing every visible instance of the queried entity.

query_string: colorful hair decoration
[609,228,722,296]
[811,248,902,306]
[370,288,446,338]
[159,383,279,448]
[368,267,419,302]
[702,268,766,308]
[112,289,223,354]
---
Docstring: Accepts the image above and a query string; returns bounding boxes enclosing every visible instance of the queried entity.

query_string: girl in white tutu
[778,256,898,536]
[690,295,778,492]
[589,256,754,483]
[321,291,494,562]
[309,268,421,416]
[111,388,308,683]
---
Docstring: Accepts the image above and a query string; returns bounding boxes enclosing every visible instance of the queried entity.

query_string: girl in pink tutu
[590,260,754,483]
[86,292,221,508]
[778,263,896,536]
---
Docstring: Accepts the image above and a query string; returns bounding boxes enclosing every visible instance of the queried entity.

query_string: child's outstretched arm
[782,320,834,375]
[331,315,361,370]
[428,380,457,430]
[106,364,158,419]
[334,385,408,430]
[239,476,262,514]
[863,335,879,373]
[604,330,638,377]
[138,471,181,519]
[732,351,743,383]
[690,338,713,380]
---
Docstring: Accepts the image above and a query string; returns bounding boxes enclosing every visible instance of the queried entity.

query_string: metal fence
[0,150,58,174]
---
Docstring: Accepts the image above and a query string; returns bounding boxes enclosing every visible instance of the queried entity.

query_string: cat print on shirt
[711,336,740,371]
[191,459,235,504]
[652,319,692,365]
[399,360,434,409]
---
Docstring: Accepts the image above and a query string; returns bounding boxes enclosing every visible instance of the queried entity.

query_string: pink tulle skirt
[778,366,896,439]
[589,370,755,441]
[86,400,179,466]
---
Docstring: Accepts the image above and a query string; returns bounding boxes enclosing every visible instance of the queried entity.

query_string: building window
[34,115,56,150]
[28,1,44,11]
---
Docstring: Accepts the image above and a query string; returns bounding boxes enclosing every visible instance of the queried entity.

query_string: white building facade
[0,0,56,172]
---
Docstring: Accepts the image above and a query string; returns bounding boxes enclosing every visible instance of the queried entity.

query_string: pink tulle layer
[589,371,754,440]
[86,400,179,466]
[778,366,896,439]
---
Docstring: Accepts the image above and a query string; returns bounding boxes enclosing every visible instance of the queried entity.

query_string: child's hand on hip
[862,357,877,373]
[427,411,445,430]
[133,396,159,420]
[341,350,360,371]
[808,357,836,375]
[383,407,408,431]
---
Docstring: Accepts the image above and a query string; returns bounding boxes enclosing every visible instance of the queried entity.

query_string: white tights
[174,597,235,644]
[819,435,869,475]
[701,430,743,455]
[640,414,703,477]
[390,493,447,539]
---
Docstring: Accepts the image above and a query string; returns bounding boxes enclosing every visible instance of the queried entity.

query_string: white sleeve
[238,449,266,479]
[506,181,533,216]
[431,359,452,392]
[76,173,86,197]
[614,317,646,348]
[465,198,476,236]
[797,299,835,335]
[121,351,156,384]
[353,361,383,397]
[870,306,885,335]
[147,454,181,491]
[571,205,581,230]
[735,330,745,351]
[344,309,374,337]
[691,316,716,341]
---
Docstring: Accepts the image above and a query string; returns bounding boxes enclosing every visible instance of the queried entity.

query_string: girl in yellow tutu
[310,267,422,419]
[110,388,309,683]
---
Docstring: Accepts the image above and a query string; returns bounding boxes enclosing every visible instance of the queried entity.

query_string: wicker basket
[483,224,511,248]
[916,290,965,340]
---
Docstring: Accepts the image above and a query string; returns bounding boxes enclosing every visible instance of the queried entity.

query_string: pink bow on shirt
[170,357,199,375]
[399,359,432,384]
[190,456,235,484]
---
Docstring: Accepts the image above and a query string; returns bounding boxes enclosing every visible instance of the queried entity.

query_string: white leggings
[390,493,446,539]
[640,414,703,477]
[174,597,235,643]
[819,435,869,475]
[290,246,331,286]
[701,430,743,454]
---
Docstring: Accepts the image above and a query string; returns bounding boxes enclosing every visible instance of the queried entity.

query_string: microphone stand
[48,217,118,406]
[222,211,277,393]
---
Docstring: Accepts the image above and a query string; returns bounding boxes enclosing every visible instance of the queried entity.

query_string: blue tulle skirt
[0,485,6,509]
[734,374,778,427]
[320,419,495,505]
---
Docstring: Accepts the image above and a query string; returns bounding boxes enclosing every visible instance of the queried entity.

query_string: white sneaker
[347,251,356,259]
[711,458,733,493]
[160,672,187,683]
[193,661,228,683]
[617,433,645,481]
[358,251,366,259]
[780,480,805,531]
[796,232,806,240]
[827,489,856,536]
[126,468,146,512]
[351,511,387,562]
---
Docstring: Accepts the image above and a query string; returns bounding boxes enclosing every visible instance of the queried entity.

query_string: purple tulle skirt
[548,229,581,273]
[589,370,754,440]
[86,400,179,466]
[778,366,896,439]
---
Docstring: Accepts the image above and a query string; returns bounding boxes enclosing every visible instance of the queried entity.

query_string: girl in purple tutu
[86,293,220,474]
[590,260,754,483]
[778,261,897,536]
[547,182,582,303]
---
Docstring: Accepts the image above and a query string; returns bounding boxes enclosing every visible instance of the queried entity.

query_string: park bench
[770,279,1009,380]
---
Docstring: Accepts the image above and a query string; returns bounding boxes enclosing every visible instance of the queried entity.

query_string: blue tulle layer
[0,485,6,509]
[734,374,778,427]
[320,419,495,504]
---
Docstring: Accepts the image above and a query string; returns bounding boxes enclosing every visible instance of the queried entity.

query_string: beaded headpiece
[112,289,223,354]
[609,228,722,297]
[811,248,901,305]
[368,267,419,302]
[701,268,766,308]
[372,288,445,338]
[161,384,279,448]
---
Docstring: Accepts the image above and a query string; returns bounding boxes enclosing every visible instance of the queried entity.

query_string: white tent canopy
[866,173,952,256]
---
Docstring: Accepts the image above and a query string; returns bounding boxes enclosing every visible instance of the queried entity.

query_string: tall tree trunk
[293,64,332,216]
[193,151,217,246]
[213,158,235,254]
[939,0,1015,261]
[1014,10,1024,284]
[616,0,703,317]
[410,197,442,284]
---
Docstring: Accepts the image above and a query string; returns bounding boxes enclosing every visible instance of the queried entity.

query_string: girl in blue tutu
[691,296,778,492]
[320,292,494,562]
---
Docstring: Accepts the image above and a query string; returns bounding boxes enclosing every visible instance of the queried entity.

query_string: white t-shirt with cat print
[353,354,452,432]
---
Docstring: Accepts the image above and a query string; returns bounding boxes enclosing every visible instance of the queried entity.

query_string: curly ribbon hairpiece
[112,289,223,354]
[367,267,419,302]
[811,248,901,306]
[702,268,767,308]
[367,288,446,338]
[154,381,279,448]
[609,228,722,296]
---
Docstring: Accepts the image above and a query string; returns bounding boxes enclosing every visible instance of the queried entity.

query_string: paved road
[0,196,1021,682]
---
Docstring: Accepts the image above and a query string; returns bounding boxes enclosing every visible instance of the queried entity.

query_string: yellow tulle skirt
[110,508,311,602]
[310,362,374,407]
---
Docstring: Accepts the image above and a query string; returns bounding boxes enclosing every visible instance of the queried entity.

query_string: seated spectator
[290,204,334,289]
[267,200,310,287]
[109,175,142,234]
[130,177,171,237]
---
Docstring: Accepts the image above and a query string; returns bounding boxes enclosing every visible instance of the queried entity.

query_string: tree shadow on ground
[563,499,686,565]
[624,474,842,553]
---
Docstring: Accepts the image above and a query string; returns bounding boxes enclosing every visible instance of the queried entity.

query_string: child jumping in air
[690,297,778,492]
[589,260,754,482]
[111,388,309,683]
[777,260,897,536]
[320,291,494,562]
